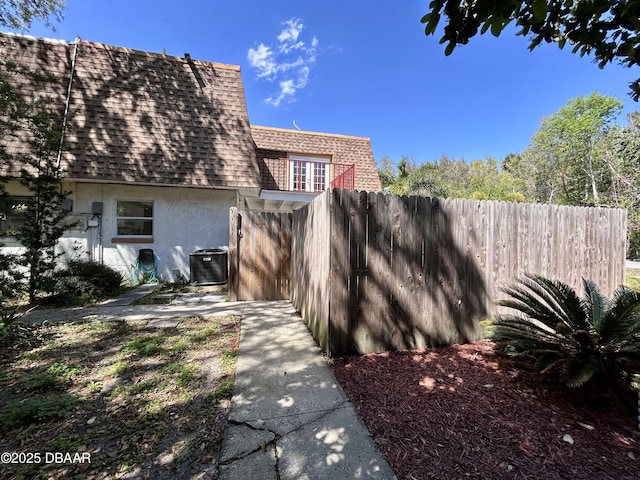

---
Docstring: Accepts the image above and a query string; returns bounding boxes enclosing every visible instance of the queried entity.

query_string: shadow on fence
[232,189,627,358]
[327,190,488,356]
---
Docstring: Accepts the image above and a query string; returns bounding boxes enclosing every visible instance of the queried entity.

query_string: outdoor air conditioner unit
[189,248,228,285]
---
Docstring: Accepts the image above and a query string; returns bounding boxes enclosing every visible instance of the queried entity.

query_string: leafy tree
[404,160,446,197]
[493,274,640,406]
[511,95,640,258]
[0,0,67,302]
[502,152,537,199]
[520,92,622,205]
[388,156,419,195]
[597,111,640,258]
[377,156,397,189]
[0,0,64,30]
[14,97,70,302]
[467,158,527,201]
[0,51,30,300]
[380,155,528,202]
[421,0,640,100]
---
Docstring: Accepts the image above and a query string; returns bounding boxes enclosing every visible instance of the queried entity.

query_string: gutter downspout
[56,37,80,169]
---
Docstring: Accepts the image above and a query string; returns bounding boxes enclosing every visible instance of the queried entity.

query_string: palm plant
[493,274,640,403]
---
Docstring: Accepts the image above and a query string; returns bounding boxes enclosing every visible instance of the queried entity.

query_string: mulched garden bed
[331,340,640,480]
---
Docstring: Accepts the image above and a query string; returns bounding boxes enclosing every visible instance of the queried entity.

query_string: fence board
[405,195,423,348]
[363,192,381,352]
[329,189,350,356]
[352,190,369,352]
[229,210,291,301]
[236,189,627,357]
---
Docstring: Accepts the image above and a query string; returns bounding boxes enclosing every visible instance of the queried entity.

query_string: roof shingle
[1,34,261,189]
[1,34,381,194]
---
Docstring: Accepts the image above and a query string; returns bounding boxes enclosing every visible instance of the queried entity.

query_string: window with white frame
[116,200,153,237]
[289,155,330,192]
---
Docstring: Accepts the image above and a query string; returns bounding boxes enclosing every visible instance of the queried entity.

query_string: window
[116,201,153,237]
[292,159,307,191]
[289,155,330,192]
[0,197,33,237]
[314,162,327,191]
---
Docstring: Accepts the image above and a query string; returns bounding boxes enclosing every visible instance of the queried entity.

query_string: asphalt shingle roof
[1,33,260,189]
[1,34,381,194]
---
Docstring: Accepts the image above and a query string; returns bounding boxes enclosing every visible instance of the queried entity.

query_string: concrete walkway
[20,284,235,326]
[21,286,396,479]
[218,301,396,480]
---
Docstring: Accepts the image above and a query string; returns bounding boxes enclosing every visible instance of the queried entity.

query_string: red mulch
[330,340,640,480]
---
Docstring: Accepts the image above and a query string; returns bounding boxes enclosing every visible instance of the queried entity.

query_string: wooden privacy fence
[291,189,627,357]
[228,208,292,301]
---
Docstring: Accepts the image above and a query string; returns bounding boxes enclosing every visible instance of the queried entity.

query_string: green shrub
[55,259,123,303]
[493,274,640,403]
[0,394,78,430]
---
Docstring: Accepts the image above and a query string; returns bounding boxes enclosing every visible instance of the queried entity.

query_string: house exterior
[247,126,380,211]
[0,33,381,282]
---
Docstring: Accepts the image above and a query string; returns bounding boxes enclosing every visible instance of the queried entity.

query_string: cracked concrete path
[219,301,396,480]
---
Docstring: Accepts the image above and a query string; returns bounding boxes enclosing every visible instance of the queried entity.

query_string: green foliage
[597,111,640,258]
[211,378,234,401]
[87,380,102,393]
[55,259,124,303]
[379,155,527,202]
[0,1,68,303]
[0,58,75,302]
[15,97,73,302]
[0,0,65,31]
[0,319,41,350]
[421,0,640,100]
[121,335,166,357]
[173,363,199,387]
[626,269,640,291]
[25,360,79,391]
[467,159,526,202]
[493,274,640,402]
[0,50,28,301]
[0,393,78,430]
[219,349,238,375]
[524,92,622,206]
[514,93,640,257]
[377,156,397,189]
[105,360,128,378]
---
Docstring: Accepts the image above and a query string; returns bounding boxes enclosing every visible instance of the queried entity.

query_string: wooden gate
[229,207,292,301]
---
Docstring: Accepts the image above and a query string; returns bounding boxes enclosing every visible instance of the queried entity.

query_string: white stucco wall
[56,183,237,282]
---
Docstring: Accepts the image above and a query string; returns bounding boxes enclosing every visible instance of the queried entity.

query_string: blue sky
[19,0,640,166]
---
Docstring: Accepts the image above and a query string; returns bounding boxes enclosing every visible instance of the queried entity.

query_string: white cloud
[277,18,303,43]
[248,18,319,107]
[247,43,276,78]
[266,66,311,107]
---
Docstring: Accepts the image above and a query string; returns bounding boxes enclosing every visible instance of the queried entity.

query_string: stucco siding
[59,183,236,281]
